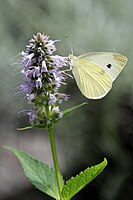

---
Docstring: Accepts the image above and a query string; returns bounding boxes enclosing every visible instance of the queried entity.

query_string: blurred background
[0,0,133,199]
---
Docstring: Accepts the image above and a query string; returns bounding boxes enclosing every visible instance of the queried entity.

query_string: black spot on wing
[106,64,112,68]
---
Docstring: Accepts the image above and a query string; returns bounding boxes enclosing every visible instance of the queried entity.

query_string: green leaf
[63,102,88,117]
[17,103,88,131]
[17,126,34,131]
[61,158,107,200]
[17,124,47,131]
[5,146,62,199]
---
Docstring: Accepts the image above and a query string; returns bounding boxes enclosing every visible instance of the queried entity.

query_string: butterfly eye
[106,64,112,68]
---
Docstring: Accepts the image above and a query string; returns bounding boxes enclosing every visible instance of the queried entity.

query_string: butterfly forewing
[72,57,112,99]
[78,52,127,81]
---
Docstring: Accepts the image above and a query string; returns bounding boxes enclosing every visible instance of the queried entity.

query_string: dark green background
[0,0,133,199]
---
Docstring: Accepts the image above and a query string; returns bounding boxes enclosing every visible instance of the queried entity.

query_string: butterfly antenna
[65,34,73,55]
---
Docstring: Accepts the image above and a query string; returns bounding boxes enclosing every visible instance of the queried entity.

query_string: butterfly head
[69,54,78,70]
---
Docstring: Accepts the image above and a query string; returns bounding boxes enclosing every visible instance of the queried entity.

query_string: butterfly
[70,52,128,99]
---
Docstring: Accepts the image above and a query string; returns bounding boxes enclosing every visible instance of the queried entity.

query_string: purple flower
[51,55,69,67]
[49,94,57,105]
[35,77,42,89]
[38,34,49,44]
[46,40,56,55]
[27,94,35,103]
[20,33,70,127]
[52,70,66,90]
[25,69,35,79]
[21,80,35,94]
[52,106,63,121]
[24,66,41,79]
[56,93,70,103]
[33,67,41,78]
[21,51,34,69]
[41,60,48,73]
[27,109,37,124]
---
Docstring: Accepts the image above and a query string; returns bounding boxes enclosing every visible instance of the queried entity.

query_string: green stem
[48,127,63,200]
[45,104,63,199]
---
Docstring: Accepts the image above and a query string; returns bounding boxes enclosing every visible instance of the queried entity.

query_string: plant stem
[48,126,63,200]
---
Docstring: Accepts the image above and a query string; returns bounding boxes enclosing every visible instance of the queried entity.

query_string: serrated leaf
[63,102,87,117]
[5,146,62,199]
[61,158,107,200]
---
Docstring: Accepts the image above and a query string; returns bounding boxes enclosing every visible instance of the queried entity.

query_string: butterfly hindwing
[72,57,112,99]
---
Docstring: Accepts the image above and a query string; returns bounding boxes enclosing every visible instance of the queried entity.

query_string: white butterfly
[70,52,128,99]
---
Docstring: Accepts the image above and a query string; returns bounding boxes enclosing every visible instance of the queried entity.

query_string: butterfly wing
[71,56,112,99]
[78,52,128,81]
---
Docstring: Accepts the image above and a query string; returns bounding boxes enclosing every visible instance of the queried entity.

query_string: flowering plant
[6,33,107,200]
